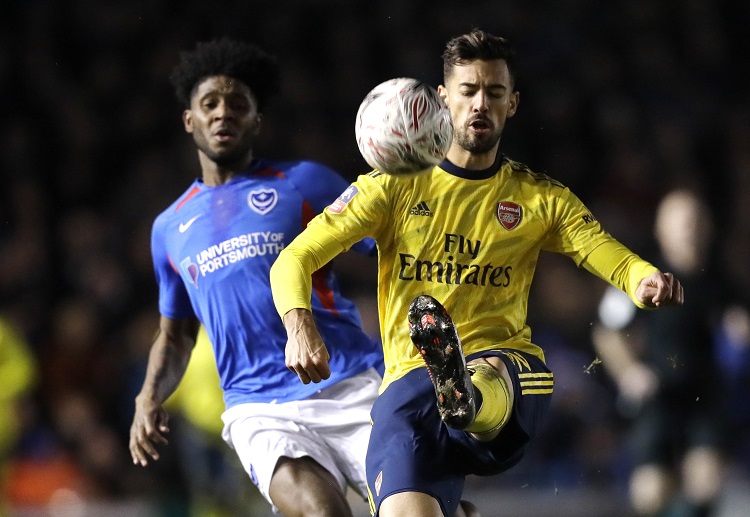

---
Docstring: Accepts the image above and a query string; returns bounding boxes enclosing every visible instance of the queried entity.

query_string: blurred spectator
[592,189,728,516]
[0,316,38,512]
[714,305,750,473]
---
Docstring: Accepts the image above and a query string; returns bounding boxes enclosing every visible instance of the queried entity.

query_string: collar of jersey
[195,159,266,188]
[439,152,506,180]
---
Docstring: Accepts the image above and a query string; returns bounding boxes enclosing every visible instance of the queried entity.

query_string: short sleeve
[152,215,195,319]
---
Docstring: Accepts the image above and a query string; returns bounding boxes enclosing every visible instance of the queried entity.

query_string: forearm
[581,240,658,309]
[137,319,197,403]
[591,324,639,383]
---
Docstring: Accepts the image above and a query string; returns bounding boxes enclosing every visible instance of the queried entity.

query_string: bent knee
[682,447,724,504]
[630,464,674,515]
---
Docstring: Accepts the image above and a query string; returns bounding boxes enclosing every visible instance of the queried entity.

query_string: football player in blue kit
[127,38,385,517]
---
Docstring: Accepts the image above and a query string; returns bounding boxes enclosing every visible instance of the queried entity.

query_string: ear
[252,113,263,135]
[182,109,194,133]
[437,85,449,106]
[507,91,520,118]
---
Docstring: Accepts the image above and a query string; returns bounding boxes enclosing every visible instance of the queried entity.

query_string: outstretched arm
[129,315,200,466]
[581,240,683,309]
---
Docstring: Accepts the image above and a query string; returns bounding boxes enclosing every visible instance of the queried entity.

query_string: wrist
[282,308,313,329]
[135,389,160,406]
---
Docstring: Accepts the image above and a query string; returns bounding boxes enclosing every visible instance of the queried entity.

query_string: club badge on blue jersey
[248,188,278,215]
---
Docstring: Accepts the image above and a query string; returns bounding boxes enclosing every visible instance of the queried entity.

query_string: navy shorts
[366,349,553,516]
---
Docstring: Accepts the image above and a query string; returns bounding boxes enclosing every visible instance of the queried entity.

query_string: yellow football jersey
[272,156,657,392]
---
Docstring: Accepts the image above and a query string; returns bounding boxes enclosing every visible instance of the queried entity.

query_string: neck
[198,151,254,186]
[445,142,500,171]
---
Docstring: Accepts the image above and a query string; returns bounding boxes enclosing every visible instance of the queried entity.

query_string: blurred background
[1,0,749,516]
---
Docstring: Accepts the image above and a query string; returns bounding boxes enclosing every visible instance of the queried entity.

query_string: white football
[355,77,453,174]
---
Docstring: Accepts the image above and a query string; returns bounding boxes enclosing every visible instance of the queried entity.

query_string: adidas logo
[409,201,434,217]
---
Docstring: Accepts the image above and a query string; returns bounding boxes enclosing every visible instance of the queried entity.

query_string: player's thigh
[223,412,347,507]
[303,367,381,496]
[270,456,351,517]
[379,491,443,517]
[380,492,482,517]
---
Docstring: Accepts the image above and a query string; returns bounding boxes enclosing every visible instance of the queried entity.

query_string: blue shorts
[366,349,552,516]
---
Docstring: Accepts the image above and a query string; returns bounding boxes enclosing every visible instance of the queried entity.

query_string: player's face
[183,75,262,168]
[439,59,518,156]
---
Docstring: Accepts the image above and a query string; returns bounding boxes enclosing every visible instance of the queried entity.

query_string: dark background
[1,1,749,516]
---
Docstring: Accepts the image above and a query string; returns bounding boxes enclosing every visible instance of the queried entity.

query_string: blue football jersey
[151,158,382,407]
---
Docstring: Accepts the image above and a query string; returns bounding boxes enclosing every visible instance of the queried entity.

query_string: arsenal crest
[497,201,522,230]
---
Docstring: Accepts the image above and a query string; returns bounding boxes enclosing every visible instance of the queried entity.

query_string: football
[355,77,453,174]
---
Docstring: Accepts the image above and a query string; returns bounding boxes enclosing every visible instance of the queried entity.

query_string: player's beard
[195,131,254,168]
[454,125,502,155]
[209,146,252,168]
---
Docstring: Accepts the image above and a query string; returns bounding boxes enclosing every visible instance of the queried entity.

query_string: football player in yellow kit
[271,29,683,517]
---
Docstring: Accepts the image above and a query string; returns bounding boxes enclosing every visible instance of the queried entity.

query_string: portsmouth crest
[497,201,522,230]
[248,188,278,215]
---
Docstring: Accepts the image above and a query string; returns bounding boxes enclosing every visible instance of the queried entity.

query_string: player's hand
[129,395,170,467]
[635,271,684,308]
[283,308,331,384]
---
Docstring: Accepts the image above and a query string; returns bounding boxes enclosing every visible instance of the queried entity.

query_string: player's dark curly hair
[442,29,517,88]
[170,38,281,111]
